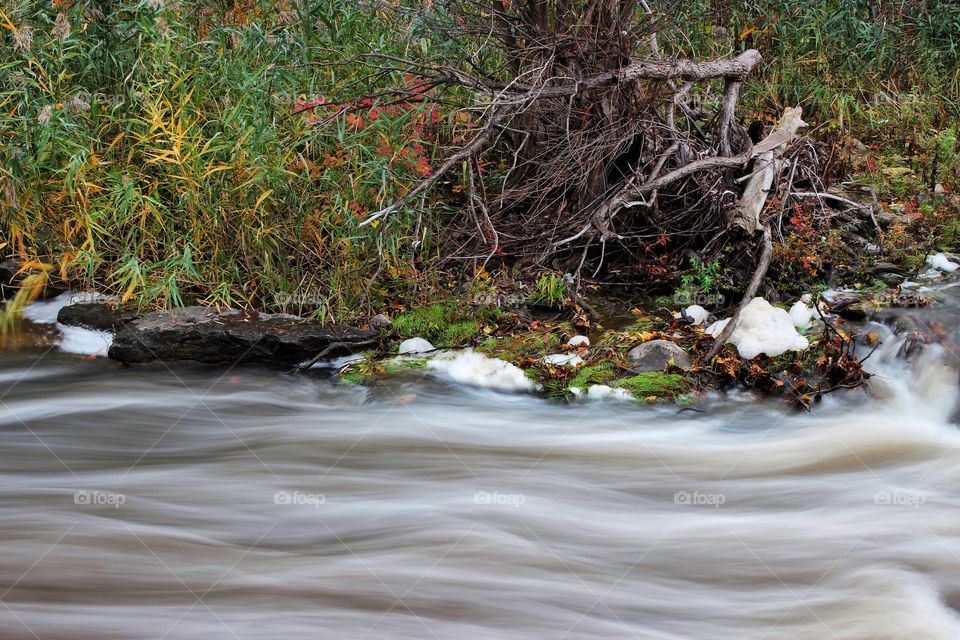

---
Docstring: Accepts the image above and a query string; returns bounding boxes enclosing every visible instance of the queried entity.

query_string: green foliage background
[1,0,958,317]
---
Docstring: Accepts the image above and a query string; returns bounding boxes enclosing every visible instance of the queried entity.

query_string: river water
[2,280,960,639]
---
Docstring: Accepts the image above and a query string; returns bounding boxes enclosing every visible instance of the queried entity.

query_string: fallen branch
[294,339,378,373]
[702,223,773,362]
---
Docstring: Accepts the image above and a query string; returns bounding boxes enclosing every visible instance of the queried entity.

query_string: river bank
[5,247,959,408]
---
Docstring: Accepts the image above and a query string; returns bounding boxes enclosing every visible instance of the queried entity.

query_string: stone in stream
[108,306,375,367]
[57,303,137,331]
[626,339,691,371]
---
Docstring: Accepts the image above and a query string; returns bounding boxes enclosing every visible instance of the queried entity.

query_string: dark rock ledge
[106,307,375,367]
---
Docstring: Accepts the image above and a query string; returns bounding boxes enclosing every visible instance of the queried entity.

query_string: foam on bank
[428,349,537,392]
[22,292,113,357]
[706,297,808,359]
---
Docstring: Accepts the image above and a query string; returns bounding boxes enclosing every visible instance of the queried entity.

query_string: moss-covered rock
[612,372,688,398]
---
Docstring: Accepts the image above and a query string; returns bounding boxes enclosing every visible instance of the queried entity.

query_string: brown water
[2,282,960,639]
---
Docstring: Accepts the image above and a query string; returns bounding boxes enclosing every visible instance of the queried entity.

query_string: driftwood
[729,107,808,234]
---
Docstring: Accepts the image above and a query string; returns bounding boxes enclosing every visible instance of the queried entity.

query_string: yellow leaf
[201,165,233,179]
[0,11,16,32]
[254,189,273,212]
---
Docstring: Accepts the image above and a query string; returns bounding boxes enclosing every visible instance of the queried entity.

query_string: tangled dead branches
[320,1,828,280]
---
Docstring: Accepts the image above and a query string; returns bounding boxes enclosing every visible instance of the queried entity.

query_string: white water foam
[428,349,537,392]
[22,292,113,357]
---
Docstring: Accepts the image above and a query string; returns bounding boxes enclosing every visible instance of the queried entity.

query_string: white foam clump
[586,384,633,401]
[673,304,710,326]
[789,293,815,329]
[705,297,808,360]
[567,335,590,347]
[23,292,113,357]
[926,253,959,272]
[428,349,537,392]
[398,337,435,354]
[57,325,113,357]
[542,353,584,367]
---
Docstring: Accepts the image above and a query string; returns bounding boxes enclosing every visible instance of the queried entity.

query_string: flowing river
[2,278,960,639]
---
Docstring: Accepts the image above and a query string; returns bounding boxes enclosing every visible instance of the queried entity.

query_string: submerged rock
[626,339,692,371]
[108,307,374,367]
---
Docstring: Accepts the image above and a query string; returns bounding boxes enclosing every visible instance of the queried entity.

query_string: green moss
[379,356,429,375]
[339,355,429,385]
[339,367,370,385]
[568,362,617,389]
[393,302,500,347]
[476,331,563,361]
[612,372,687,397]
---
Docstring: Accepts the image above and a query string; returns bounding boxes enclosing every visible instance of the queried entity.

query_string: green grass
[1,0,958,320]
[0,0,451,316]
[529,271,567,306]
[392,301,501,347]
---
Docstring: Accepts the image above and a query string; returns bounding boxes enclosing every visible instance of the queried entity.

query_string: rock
[879,272,905,287]
[868,262,907,276]
[369,314,392,331]
[108,307,375,366]
[398,337,435,354]
[567,335,590,347]
[626,339,692,371]
[874,208,909,227]
[57,303,135,331]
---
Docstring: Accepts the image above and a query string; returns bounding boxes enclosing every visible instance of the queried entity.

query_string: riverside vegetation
[1,1,959,404]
